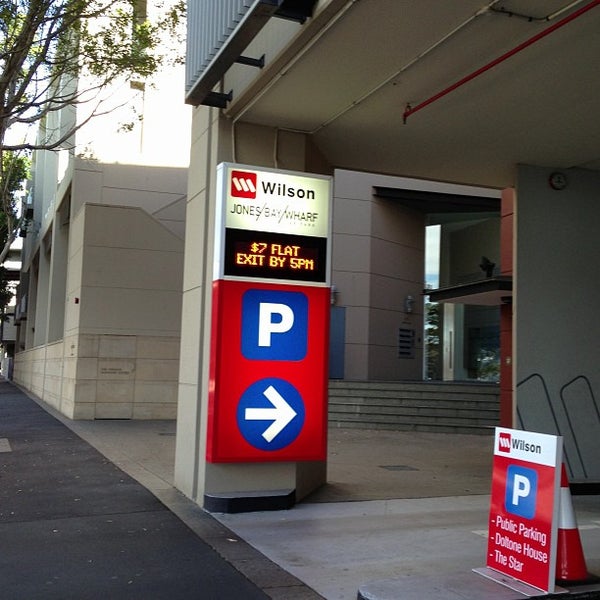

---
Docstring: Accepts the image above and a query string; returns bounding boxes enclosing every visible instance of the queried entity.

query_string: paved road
[0,381,269,600]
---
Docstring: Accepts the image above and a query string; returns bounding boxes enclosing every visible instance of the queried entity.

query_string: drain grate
[379,464,419,472]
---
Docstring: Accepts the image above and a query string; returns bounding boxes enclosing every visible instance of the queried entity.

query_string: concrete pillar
[33,244,51,347]
[47,199,70,343]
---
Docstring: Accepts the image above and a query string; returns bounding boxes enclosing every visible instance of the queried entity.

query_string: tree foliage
[0,150,28,242]
[0,0,185,152]
[425,301,441,380]
[0,149,28,316]
[0,0,185,286]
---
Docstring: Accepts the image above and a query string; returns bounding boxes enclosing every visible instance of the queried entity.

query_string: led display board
[223,228,327,283]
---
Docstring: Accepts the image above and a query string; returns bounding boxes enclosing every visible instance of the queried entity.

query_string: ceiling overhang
[427,276,513,306]
[205,0,600,189]
[374,186,500,214]
[185,0,318,107]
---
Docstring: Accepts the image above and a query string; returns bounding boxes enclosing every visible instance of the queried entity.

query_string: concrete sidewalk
[5,381,600,599]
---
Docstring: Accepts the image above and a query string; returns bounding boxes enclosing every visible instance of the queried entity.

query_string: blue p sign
[242,290,308,360]
[505,465,538,519]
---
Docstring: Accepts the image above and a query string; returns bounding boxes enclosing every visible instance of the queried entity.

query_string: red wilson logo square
[498,431,511,453]
[231,170,257,199]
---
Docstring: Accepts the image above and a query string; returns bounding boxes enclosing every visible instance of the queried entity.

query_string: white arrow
[245,385,297,443]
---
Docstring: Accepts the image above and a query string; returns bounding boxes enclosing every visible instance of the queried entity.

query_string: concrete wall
[332,170,425,380]
[516,165,600,481]
[14,178,185,420]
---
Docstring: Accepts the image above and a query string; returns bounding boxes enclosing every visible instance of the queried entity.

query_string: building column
[174,111,326,509]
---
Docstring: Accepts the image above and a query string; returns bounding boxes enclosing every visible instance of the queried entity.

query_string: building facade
[12,6,191,419]
[175,0,600,509]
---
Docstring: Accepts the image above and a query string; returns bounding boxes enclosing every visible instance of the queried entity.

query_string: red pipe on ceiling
[403,0,600,123]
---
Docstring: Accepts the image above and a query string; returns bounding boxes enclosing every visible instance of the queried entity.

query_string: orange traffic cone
[555,463,588,584]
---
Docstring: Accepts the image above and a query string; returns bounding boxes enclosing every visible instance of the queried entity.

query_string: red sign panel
[206,279,329,463]
[485,428,562,593]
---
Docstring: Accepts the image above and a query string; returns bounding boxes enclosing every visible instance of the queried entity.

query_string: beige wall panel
[134,382,177,404]
[98,335,136,359]
[332,233,371,272]
[72,380,97,404]
[44,358,62,378]
[101,164,188,195]
[45,340,64,359]
[82,247,183,290]
[332,271,371,307]
[136,336,180,360]
[30,374,45,397]
[182,190,208,291]
[343,344,369,380]
[152,197,186,239]
[178,287,203,386]
[186,136,210,208]
[190,105,211,146]
[68,208,85,259]
[296,460,327,501]
[371,202,424,248]
[71,401,95,419]
[334,170,384,200]
[77,335,100,357]
[133,404,177,419]
[369,307,415,347]
[344,306,370,344]
[96,380,134,403]
[233,123,278,168]
[76,357,99,380]
[81,288,182,335]
[60,377,75,405]
[369,273,418,313]
[98,359,135,380]
[43,381,62,410]
[332,196,372,234]
[368,345,418,380]
[174,382,203,497]
[84,205,182,252]
[275,130,307,172]
[136,359,179,382]
[66,249,83,296]
[370,238,423,282]
[71,167,102,217]
[101,188,186,216]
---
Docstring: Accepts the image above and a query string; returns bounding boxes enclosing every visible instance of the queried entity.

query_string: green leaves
[0,0,185,152]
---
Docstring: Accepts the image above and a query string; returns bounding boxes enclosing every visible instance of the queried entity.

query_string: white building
[13,3,191,420]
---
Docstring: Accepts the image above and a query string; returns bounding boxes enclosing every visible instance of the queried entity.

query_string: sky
[425,225,440,288]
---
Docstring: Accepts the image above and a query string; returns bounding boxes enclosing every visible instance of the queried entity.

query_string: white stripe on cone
[556,463,588,582]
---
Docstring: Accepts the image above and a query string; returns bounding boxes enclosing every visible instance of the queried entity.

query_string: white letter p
[512,474,531,506]
[258,303,294,347]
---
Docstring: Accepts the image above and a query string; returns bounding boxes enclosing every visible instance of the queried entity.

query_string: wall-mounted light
[330,285,338,306]
[404,295,415,313]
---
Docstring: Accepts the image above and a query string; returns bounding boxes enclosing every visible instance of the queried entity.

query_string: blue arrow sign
[237,378,305,451]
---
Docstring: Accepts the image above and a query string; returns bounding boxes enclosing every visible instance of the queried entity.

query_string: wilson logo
[498,432,511,453]
[231,171,257,199]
